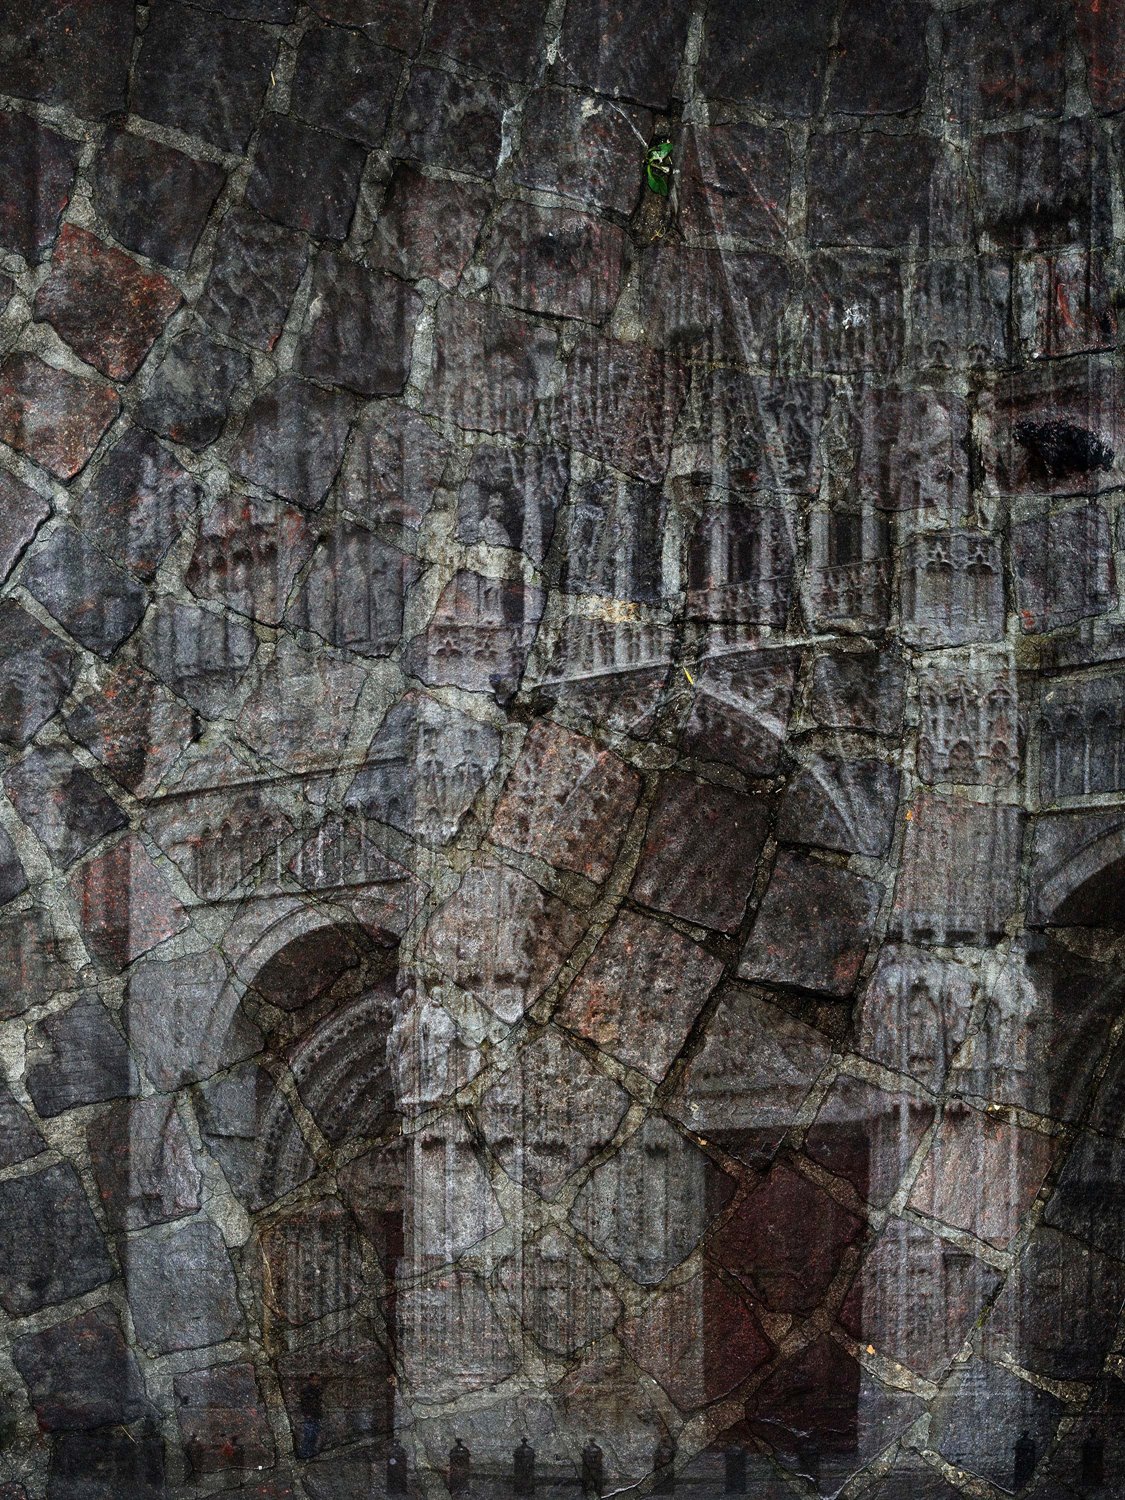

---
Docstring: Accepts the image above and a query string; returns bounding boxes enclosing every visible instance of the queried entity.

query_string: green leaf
[649,140,673,162]
[646,164,670,195]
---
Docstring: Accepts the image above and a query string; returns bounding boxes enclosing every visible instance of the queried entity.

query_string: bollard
[1081,1434,1105,1492]
[723,1444,747,1496]
[450,1438,471,1495]
[514,1438,536,1496]
[581,1440,604,1498]
[653,1437,676,1496]
[1013,1431,1036,1490]
[387,1439,409,1496]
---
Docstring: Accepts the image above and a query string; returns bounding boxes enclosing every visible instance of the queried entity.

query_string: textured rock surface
[0,4,1120,1496]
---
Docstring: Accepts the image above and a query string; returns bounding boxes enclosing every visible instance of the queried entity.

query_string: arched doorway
[201,919,404,1466]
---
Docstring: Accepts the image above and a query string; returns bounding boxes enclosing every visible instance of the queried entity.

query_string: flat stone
[548,336,687,484]
[855,946,976,1094]
[174,1361,275,1473]
[126,1218,245,1354]
[808,649,905,735]
[288,521,414,656]
[47,1429,164,1500]
[88,1094,202,1231]
[291,21,402,145]
[986,1225,1125,1382]
[422,863,584,1024]
[910,256,1012,371]
[455,444,566,564]
[345,690,501,845]
[0,824,28,909]
[808,131,941,249]
[428,0,547,81]
[33,226,181,382]
[514,87,652,215]
[0,904,61,1021]
[1044,1131,1125,1257]
[679,646,796,776]
[230,374,353,510]
[711,1162,863,1313]
[368,165,487,289]
[308,0,423,49]
[0,110,79,262]
[26,994,138,1116]
[339,403,447,535]
[79,428,200,582]
[195,1061,316,1211]
[423,297,560,438]
[620,1267,772,1411]
[3,748,126,871]
[740,852,880,998]
[559,0,690,108]
[806,1077,934,1208]
[199,208,308,353]
[0,1163,112,1314]
[12,1306,149,1431]
[777,757,900,858]
[839,384,971,519]
[190,0,296,15]
[131,1,278,152]
[1012,501,1115,634]
[404,570,543,695]
[297,253,421,396]
[558,910,723,1081]
[572,1114,725,1284]
[943,0,1067,120]
[0,468,50,582]
[70,834,188,967]
[909,1103,1056,1247]
[0,600,77,747]
[747,1334,920,1486]
[931,1361,1063,1492]
[973,118,1109,251]
[0,355,118,481]
[481,1030,629,1200]
[563,475,670,604]
[66,662,198,797]
[187,491,313,627]
[490,719,642,883]
[633,774,770,933]
[0,1079,43,1168]
[891,793,1022,944]
[700,0,833,111]
[483,202,626,324]
[22,524,147,657]
[827,0,929,113]
[1075,0,1125,111]
[900,530,1005,648]
[93,130,225,271]
[134,332,251,452]
[0,0,133,117]
[637,245,792,366]
[389,65,505,175]
[678,123,790,244]
[668,987,831,1165]
[125,948,262,1093]
[246,115,366,239]
[797,249,905,374]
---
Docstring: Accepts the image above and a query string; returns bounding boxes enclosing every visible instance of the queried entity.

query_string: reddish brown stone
[620,1269,773,1411]
[186,491,314,627]
[389,65,506,176]
[174,1362,275,1473]
[88,1095,201,1231]
[66,662,198,797]
[557,910,723,1081]
[369,165,487,289]
[548,337,687,484]
[806,1076,933,1208]
[740,852,880,998]
[710,1163,863,1314]
[483,202,626,323]
[490,720,642,883]
[0,354,118,480]
[93,131,226,271]
[1075,0,1125,112]
[404,570,544,695]
[678,123,790,244]
[514,87,652,215]
[70,834,188,967]
[34,225,181,381]
[79,427,201,581]
[632,774,770,933]
[909,1104,1057,1247]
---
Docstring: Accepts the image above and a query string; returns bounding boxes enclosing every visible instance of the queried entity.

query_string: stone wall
[0,1,1123,1497]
